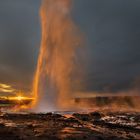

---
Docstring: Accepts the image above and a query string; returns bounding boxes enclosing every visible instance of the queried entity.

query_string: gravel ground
[0,110,139,140]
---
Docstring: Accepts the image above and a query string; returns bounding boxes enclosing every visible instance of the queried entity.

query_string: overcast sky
[0,0,140,93]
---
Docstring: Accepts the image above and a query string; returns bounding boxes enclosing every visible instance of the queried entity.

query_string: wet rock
[52,114,63,118]
[27,124,34,129]
[46,112,53,116]
[0,127,20,140]
[127,135,134,139]
[89,112,102,120]
[107,136,122,140]
[73,113,90,121]
[65,117,80,124]
[0,123,5,128]
[0,111,139,139]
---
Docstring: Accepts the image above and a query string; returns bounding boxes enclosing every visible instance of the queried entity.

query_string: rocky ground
[0,110,139,140]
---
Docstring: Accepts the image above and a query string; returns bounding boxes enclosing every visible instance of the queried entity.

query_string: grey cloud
[0,0,140,93]
[72,0,140,92]
[0,0,41,90]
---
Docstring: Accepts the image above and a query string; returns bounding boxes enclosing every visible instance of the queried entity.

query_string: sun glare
[9,91,34,101]
[16,95,24,101]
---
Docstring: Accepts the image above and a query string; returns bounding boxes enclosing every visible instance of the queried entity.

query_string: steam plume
[32,0,81,111]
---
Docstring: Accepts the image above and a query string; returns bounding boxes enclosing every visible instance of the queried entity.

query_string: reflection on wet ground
[0,110,139,140]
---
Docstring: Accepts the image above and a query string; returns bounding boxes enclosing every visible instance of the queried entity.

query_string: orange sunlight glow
[0,83,15,93]
[6,90,34,102]
[0,83,11,88]
[15,95,25,101]
[9,95,34,101]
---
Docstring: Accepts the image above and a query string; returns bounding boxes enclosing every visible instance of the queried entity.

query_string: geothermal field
[0,0,140,140]
[0,96,140,140]
[0,106,140,140]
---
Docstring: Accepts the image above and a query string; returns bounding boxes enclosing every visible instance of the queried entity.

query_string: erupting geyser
[32,0,81,111]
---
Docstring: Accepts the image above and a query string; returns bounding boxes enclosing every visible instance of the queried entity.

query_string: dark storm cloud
[0,0,41,90]
[0,0,140,93]
[73,0,140,92]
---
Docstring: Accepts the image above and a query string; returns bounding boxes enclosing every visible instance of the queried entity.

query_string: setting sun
[9,94,34,101]
[15,95,24,101]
